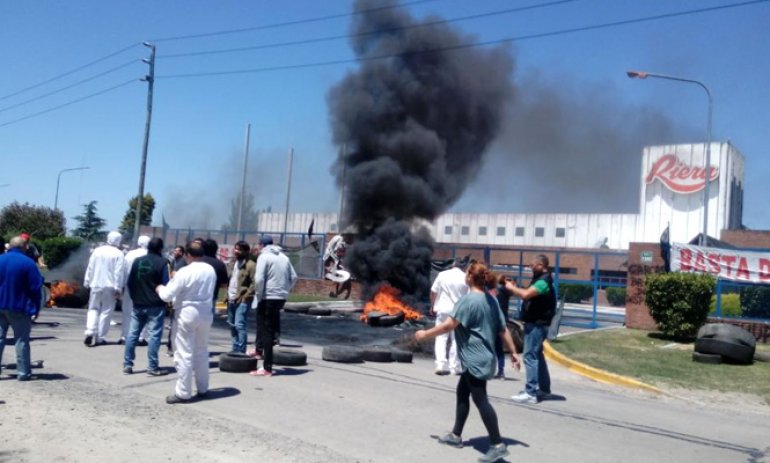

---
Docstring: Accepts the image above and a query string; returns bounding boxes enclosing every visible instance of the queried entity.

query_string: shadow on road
[0,373,69,381]
[276,367,312,376]
[196,387,240,402]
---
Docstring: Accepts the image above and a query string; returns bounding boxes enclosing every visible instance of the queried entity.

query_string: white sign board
[670,242,770,283]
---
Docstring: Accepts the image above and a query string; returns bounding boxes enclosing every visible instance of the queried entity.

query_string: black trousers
[255,299,285,371]
[452,371,502,445]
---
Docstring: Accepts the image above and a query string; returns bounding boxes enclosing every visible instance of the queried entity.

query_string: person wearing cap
[83,231,125,347]
[249,235,297,377]
[0,236,43,380]
[430,259,469,375]
[119,235,151,345]
[19,233,40,264]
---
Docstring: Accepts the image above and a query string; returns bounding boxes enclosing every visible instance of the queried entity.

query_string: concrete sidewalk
[1,307,769,463]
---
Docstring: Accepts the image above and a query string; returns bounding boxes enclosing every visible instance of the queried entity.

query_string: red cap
[20,232,30,241]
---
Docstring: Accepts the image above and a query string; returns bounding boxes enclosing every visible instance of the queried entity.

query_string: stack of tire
[322,345,413,363]
[693,323,756,365]
[219,349,308,372]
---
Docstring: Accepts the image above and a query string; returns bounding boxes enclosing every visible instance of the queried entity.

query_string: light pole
[627,70,713,247]
[54,167,90,210]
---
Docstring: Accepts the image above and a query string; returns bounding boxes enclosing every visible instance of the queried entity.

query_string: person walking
[249,235,297,377]
[123,237,170,376]
[83,231,125,346]
[156,241,216,404]
[430,260,468,375]
[508,254,556,404]
[415,262,519,463]
[119,235,150,345]
[0,236,43,381]
[226,241,256,353]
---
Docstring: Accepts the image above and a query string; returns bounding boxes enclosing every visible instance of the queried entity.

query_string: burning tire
[391,349,413,363]
[366,311,387,326]
[378,312,405,327]
[322,345,364,363]
[362,346,393,362]
[308,306,333,316]
[692,351,722,364]
[284,303,312,314]
[274,349,307,366]
[219,352,258,373]
[694,338,754,364]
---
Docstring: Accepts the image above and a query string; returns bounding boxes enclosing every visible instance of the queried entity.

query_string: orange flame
[48,281,78,307]
[360,284,421,323]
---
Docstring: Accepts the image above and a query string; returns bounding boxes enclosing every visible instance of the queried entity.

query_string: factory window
[444,226,452,235]
[535,227,545,237]
[555,227,566,238]
[479,226,487,236]
[461,226,470,236]
[496,227,506,236]
[515,227,525,237]
[330,223,337,232]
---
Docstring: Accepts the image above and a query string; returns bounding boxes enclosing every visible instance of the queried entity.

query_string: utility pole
[132,42,156,242]
[282,148,294,243]
[236,123,251,235]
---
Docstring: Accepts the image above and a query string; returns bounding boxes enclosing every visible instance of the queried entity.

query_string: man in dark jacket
[507,254,556,404]
[123,237,170,376]
[226,241,256,353]
[0,236,43,380]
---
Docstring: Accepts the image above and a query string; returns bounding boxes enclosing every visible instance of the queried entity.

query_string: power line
[0,60,139,114]
[0,43,141,103]
[150,0,436,43]
[158,0,577,59]
[156,0,768,80]
[0,79,137,129]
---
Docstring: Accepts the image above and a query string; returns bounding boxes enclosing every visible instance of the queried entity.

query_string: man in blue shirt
[0,236,43,381]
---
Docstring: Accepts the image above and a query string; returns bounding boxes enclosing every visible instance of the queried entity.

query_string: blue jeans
[227,301,249,353]
[123,306,165,370]
[0,310,32,379]
[523,322,551,396]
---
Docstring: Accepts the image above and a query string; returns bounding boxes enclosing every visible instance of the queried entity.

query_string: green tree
[0,201,65,241]
[72,200,107,242]
[119,193,155,237]
[223,192,258,231]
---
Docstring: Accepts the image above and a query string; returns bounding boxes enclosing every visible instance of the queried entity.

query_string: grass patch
[551,328,770,404]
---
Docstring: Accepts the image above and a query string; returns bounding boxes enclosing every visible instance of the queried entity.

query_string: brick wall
[294,278,362,301]
[625,242,666,330]
[720,230,770,248]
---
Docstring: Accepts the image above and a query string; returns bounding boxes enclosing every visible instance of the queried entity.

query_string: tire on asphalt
[754,351,770,363]
[284,303,312,314]
[322,345,364,363]
[694,338,754,364]
[367,311,387,326]
[273,348,307,366]
[308,306,333,316]
[697,323,756,348]
[378,311,405,327]
[692,351,722,364]
[362,346,393,362]
[391,349,413,363]
[219,352,258,373]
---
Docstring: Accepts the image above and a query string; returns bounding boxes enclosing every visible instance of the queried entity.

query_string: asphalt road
[1,307,768,463]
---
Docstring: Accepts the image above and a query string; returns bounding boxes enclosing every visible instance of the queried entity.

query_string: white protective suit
[158,261,216,400]
[120,235,150,340]
[431,266,469,373]
[83,231,126,341]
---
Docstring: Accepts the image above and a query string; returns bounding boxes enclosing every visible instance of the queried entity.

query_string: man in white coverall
[430,260,469,375]
[83,231,125,347]
[119,235,150,345]
[156,241,216,404]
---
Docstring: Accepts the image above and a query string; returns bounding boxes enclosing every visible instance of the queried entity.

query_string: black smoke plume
[328,0,513,303]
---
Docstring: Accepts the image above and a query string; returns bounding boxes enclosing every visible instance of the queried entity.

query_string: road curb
[544,341,665,395]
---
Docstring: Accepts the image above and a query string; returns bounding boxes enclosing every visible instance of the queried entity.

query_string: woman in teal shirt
[416,262,520,463]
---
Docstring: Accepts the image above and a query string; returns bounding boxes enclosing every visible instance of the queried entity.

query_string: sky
[1,0,769,234]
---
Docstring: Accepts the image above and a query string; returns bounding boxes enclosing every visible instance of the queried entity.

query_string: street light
[54,167,90,210]
[627,70,713,247]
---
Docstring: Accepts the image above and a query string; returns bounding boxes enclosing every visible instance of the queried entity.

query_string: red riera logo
[645,154,719,194]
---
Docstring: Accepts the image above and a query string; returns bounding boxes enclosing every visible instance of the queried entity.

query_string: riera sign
[645,154,719,194]
[670,243,770,284]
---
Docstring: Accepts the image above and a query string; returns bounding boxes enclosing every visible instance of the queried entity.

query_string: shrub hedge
[709,293,742,317]
[644,272,714,339]
[739,286,770,319]
[605,287,627,307]
[558,283,594,303]
[41,237,83,269]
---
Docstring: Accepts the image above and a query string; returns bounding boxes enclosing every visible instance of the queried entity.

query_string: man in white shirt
[156,241,216,404]
[430,261,469,375]
[83,231,125,347]
[119,235,150,345]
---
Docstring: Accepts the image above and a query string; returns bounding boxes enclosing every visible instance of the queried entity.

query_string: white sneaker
[511,391,538,404]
